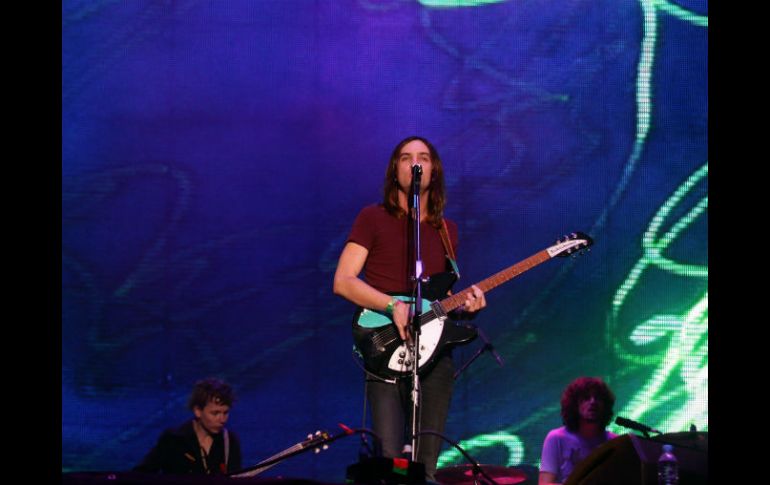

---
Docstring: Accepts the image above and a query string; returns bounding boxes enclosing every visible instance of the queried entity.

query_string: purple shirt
[540,426,618,483]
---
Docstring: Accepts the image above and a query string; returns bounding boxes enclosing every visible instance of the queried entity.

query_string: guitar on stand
[352,232,593,380]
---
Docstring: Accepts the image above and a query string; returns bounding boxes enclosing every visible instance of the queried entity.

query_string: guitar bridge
[430,301,448,320]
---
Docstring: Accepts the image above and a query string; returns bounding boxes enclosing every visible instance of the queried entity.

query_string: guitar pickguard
[386,317,445,373]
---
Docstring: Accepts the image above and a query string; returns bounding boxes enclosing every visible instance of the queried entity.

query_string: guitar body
[352,272,478,379]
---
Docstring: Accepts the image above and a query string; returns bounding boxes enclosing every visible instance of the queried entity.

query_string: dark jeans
[366,352,454,480]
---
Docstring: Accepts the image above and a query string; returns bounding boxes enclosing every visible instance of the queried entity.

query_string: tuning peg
[322,444,329,450]
[307,433,313,439]
[314,447,321,454]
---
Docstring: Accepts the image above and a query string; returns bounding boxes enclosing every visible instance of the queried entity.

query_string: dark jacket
[134,420,242,474]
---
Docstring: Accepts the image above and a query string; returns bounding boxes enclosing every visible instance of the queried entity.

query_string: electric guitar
[352,232,593,379]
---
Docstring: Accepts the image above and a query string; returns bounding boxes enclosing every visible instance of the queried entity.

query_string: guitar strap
[223,428,230,470]
[439,218,461,278]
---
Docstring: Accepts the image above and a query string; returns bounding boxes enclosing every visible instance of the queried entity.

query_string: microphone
[411,164,422,189]
[615,416,661,435]
[411,164,422,210]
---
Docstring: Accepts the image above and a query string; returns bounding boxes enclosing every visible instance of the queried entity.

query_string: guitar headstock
[547,231,594,258]
[305,430,330,454]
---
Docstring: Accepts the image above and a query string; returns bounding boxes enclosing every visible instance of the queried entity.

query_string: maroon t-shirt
[346,204,459,294]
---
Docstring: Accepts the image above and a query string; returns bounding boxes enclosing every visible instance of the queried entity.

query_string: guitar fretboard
[438,249,552,313]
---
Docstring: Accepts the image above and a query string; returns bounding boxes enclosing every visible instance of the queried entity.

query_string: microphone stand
[409,164,423,462]
[415,430,500,485]
[453,327,504,380]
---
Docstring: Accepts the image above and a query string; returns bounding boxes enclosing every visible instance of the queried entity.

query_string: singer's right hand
[392,300,411,341]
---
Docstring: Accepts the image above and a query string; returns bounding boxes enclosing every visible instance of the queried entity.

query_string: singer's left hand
[461,285,486,313]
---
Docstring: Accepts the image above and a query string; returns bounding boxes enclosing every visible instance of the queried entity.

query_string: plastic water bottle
[657,444,679,484]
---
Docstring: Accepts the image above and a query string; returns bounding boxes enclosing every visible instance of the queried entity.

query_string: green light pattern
[419,0,506,7]
[436,432,524,468]
[609,163,708,432]
[610,294,708,434]
[437,403,559,467]
[612,164,708,312]
[636,0,656,147]
[652,0,708,27]
[592,0,707,233]
[434,0,707,467]
[590,0,657,234]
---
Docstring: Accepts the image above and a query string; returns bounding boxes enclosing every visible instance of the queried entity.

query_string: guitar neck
[439,248,552,312]
[243,441,306,476]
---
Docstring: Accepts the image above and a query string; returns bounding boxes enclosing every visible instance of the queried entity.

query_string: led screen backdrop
[62,0,707,479]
